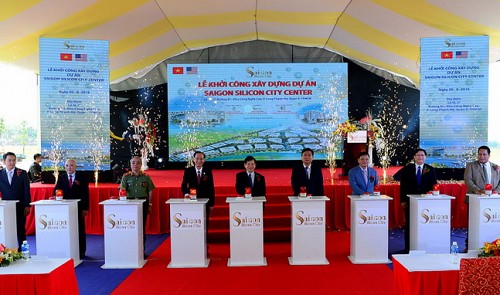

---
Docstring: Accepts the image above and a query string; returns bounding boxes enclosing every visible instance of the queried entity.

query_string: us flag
[186,66,198,74]
[75,53,87,61]
[456,51,468,58]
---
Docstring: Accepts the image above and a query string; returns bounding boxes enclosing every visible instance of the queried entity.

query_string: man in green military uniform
[120,156,155,255]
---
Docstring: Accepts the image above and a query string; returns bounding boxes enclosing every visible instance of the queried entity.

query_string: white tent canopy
[2,0,500,90]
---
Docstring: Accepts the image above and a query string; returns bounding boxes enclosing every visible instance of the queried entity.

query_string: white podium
[468,194,500,250]
[347,195,393,264]
[226,196,266,266]
[408,194,455,254]
[166,198,209,268]
[30,200,81,267]
[288,196,330,265]
[99,199,146,269]
[0,200,18,249]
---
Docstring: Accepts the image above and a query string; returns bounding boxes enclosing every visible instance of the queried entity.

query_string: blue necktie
[248,173,253,187]
[416,166,422,186]
[305,166,309,180]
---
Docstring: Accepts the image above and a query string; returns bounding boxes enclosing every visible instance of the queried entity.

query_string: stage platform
[27,168,469,242]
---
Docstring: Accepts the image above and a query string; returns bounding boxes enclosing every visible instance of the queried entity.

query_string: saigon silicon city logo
[106,214,136,230]
[38,214,68,230]
[357,209,387,225]
[232,211,262,228]
[420,209,449,224]
[294,210,324,226]
[482,208,500,223]
[172,213,203,228]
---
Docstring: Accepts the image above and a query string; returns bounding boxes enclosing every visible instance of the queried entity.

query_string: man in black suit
[291,148,324,196]
[0,152,31,250]
[53,159,89,259]
[181,151,215,229]
[235,156,266,197]
[394,148,437,253]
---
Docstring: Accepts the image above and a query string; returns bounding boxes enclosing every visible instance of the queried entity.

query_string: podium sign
[468,194,500,250]
[0,200,18,249]
[167,198,209,268]
[226,197,266,266]
[99,199,145,269]
[288,196,330,265]
[31,200,81,267]
[348,195,392,264]
[408,195,455,254]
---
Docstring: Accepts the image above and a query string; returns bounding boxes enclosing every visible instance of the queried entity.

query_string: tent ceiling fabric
[1,0,500,89]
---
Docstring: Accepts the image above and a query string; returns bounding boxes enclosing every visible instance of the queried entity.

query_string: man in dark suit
[348,151,378,195]
[0,152,31,250]
[53,159,89,259]
[394,148,437,253]
[181,151,215,229]
[291,148,324,196]
[235,155,266,197]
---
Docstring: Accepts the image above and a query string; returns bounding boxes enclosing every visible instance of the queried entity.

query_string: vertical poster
[420,36,489,167]
[39,38,110,170]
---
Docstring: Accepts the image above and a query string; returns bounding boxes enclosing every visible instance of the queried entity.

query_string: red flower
[17,169,22,176]
[485,184,493,190]
[73,180,80,186]
[433,184,440,191]
[141,182,148,188]
[494,250,500,256]
[256,175,261,182]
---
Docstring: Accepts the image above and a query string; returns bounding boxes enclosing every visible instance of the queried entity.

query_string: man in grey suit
[348,151,378,195]
[463,145,500,250]
[464,146,500,194]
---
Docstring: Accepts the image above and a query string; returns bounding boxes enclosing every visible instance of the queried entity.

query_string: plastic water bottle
[21,240,30,260]
[450,241,459,264]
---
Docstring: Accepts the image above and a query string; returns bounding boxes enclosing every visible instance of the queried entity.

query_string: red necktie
[69,174,73,188]
[197,171,201,184]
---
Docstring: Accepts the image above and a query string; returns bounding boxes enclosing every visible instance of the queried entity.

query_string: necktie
[416,166,422,186]
[305,166,309,180]
[7,170,13,185]
[248,173,253,187]
[69,174,73,188]
[483,163,490,184]
[363,169,368,185]
[197,171,201,184]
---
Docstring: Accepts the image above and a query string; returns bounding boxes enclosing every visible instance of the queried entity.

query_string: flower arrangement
[333,120,358,137]
[0,243,24,267]
[478,238,500,257]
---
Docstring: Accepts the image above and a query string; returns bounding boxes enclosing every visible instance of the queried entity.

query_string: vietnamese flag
[60,53,72,61]
[441,51,453,59]
[172,67,183,74]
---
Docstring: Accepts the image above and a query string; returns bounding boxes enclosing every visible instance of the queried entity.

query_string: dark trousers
[15,204,27,250]
[141,199,149,248]
[77,211,86,258]
[404,205,410,252]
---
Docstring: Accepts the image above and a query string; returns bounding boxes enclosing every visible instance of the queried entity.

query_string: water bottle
[21,240,30,260]
[450,241,459,264]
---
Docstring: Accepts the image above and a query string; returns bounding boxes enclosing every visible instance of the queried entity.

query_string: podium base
[227,257,267,267]
[288,257,329,266]
[348,256,391,264]
[167,258,210,268]
[101,259,146,269]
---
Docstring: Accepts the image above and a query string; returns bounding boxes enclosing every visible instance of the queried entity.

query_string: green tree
[0,117,5,139]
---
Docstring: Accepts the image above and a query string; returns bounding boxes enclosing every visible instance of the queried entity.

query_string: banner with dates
[39,38,110,170]
[420,36,489,167]
[167,63,348,162]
